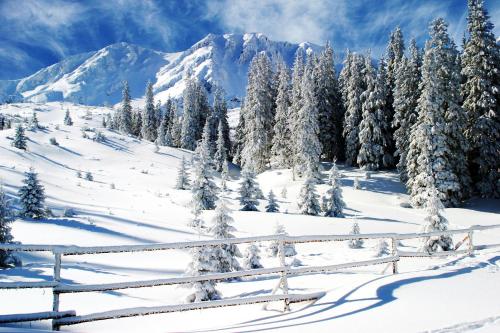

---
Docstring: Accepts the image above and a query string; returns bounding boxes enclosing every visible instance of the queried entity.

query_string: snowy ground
[0,102,499,333]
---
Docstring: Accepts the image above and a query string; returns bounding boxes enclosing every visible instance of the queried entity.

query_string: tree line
[111,0,498,208]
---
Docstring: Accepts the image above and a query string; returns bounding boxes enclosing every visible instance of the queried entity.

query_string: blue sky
[1,0,499,80]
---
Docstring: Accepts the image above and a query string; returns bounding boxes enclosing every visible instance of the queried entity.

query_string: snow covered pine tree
[18,168,46,219]
[238,170,261,211]
[12,124,27,150]
[322,161,346,217]
[175,156,190,190]
[243,244,263,269]
[209,199,241,273]
[265,190,280,213]
[298,175,321,216]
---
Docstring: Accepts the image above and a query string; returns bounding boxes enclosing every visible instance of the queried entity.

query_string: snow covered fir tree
[265,190,279,213]
[406,18,470,207]
[421,186,453,253]
[175,156,190,190]
[322,161,346,217]
[18,168,46,219]
[243,244,263,270]
[268,223,297,257]
[461,0,500,198]
[238,170,261,211]
[64,109,73,126]
[12,124,27,150]
[185,245,221,303]
[190,125,218,211]
[297,175,321,216]
[209,199,241,273]
[348,222,364,249]
[0,186,15,267]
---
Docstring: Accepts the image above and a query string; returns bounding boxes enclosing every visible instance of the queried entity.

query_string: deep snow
[0,102,499,333]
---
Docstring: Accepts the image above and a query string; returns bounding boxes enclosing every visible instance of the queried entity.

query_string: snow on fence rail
[0,224,499,331]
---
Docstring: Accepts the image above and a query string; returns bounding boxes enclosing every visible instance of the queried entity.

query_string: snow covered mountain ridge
[0,33,322,107]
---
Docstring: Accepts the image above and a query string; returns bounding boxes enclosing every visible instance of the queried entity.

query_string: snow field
[0,102,499,332]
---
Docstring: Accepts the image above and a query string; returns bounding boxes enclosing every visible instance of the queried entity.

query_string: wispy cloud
[1,0,499,79]
[206,0,346,45]
[208,0,499,56]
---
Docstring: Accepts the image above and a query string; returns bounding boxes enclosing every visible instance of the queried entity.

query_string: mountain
[0,33,322,106]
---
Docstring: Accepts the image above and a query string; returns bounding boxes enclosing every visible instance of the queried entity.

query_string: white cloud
[206,0,346,45]
[207,0,500,56]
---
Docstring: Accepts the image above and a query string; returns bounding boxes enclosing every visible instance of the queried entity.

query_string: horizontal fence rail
[1,224,498,255]
[52,292,326,328]
[0,224,498,330]
[0,311,76,324]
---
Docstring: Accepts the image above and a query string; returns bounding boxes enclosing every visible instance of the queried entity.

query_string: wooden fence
[0,224,498,331]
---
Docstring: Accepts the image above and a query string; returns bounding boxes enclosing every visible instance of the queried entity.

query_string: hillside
[0,34,321,106]
[0,103,499,332]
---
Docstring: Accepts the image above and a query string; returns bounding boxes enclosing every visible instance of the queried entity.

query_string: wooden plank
[53,292,324,327]
[0,281,58,289]
[55,266,287,294]
[0,310,75,324]
[1,224,498,255]
[399,250,470,258]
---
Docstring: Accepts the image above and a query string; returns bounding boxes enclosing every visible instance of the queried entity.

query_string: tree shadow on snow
[21,217,154,243]
[99,137,133,154]
[81,211,197,236]
[460,198,500,214]
[198,256,500,333]
[341,176,407,196]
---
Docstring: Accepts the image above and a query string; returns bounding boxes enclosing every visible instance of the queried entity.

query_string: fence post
[468,231,474,255]
[278,236,290,312]
[52,252,62,331]
[391,238,398,274]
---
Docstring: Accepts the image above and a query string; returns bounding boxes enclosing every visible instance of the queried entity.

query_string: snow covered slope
[153,33,321,106]
[2,44,168,106]
[0,34,321,106]
[0,103,499,333]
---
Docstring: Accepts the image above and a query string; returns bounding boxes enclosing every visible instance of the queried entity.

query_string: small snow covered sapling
[29,112,40,130]
[348,222,364,249]
[353,177,361,190]
[185,245,221,303]
[63,207,76,217]
[209,199,241,273]
[94,131,105,143]
[238,170,261,211]
[421,187,453,253]
[365,171,372,180]
[375,239,390,257]
[85,172,93,181]
[175,156,190,190]
[49,137,59,146]
[268,223,297,257]
[281,187,287,199]
[322,161,346,218]
[297,176,321,216]
[64,109,73,126]
[265,190,280,213]
[243,244,263,269]
[221,161,229,192]
[188,205,205,231]
[76,171,82,178]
